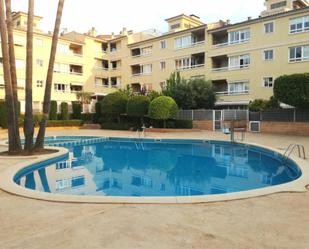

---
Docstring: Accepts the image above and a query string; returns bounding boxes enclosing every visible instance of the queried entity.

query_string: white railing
[212,39,249,48]
[289,57,309,63]
[69,71,83,76]
[216,90,249,96]
[176,64,205,71]
[95,66,109,71]
[175,40,205,50]
[111,67,121,71]
[132,52,152,58]
[211,64,250,72]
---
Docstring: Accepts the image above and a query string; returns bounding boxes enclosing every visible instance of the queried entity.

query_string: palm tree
[0,0,21,154]
[35,0,65,150]
[24,0,35,152]
[5,0,22,151]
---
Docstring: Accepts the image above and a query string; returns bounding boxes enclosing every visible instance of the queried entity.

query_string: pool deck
[1,129,309,249]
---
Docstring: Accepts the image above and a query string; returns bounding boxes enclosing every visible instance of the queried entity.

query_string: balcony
[211,55,250,72]
[69,44,83,57]
[69,65,83,76]
[95,59,109,71]
[131,46,152,58]
[110,42,120,53]
[110,60,121,70]
[110,77,121,88]
[212,28,250,48]
[175,53,205,71]
[174,29,205,49]
[95,77,109,88]
[101,42,108,53]
[213,80,249,96]
[70,82,83,93]
[131,64,152,76]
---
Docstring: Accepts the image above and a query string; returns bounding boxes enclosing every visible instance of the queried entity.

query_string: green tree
[148,96,178,128]
[49,101,58,120]
[189,78,216,109]
[127,95,150,124]
[60,102,69,120]
[72,102,82,119]
[249,96,280,111]
[101,92,128,123]
[274,73,309,108]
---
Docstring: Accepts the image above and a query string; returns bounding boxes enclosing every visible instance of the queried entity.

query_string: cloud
[12,0,265,34]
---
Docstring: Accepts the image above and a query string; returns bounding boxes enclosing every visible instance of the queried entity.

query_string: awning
[92,93,107,97]
[71,82,83,86]
[215,100,250,106]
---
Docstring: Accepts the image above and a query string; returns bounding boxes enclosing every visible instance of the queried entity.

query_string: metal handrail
[282,144,306,164]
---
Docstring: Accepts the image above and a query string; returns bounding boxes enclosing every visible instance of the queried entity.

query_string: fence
[249,109,309,122]
[177,109,249,121]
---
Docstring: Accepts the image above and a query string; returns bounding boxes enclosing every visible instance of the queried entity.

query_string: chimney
[122,27,127,36]
[87,27,97,37]
[111,32,114,39]
[248,16,252,21]
[226,19,231,25]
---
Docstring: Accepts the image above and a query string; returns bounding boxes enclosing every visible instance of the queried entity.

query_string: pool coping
[0,136,308,204]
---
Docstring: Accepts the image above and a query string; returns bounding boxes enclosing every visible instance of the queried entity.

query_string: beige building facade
[0,0,309,111]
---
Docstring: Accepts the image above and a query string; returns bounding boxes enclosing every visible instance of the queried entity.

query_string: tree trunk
[24,0,34,152]
[5,0,22,151]
[35,0,65,150]
[0,0,21,154]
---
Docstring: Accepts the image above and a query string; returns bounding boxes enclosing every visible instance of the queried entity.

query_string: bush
[274,73,309,108]
[101,92,128,122]
[81,113,94,123]
[94,102,102,123]
[49,101,58,120]
[33,114,43,126]
[46,120,82,127]
[0,101,8,128]
[100,122,132,130]
[148,96,178,127]
[147,91,161,101]
[174,119,193,129]
[249,96,280,111]
[127,95,150,123]
[60,102,69,120]
[72,102,82,119]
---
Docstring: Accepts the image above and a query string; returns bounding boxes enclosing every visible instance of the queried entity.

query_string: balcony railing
[211,64,249,72]
[111,67,121,71]
[69,71,83,76]
[175,40,205,50]
[132,72,152,77]
[176,64,205,71]
[212,39,249,48]
[216,90,249,96]
[95,66,109,71]
[132,52,152,58]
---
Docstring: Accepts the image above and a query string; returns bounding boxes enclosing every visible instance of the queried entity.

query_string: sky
[12,0,265,35]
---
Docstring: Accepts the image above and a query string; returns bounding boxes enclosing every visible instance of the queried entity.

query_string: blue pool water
[14,136,301,197]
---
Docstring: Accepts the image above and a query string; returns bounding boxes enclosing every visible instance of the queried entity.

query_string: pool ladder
[282,144,306,164]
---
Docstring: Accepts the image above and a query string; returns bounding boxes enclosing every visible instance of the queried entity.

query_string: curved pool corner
[0,136,308,204]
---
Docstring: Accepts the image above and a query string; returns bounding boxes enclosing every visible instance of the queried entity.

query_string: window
[95,77,109,87]
[160,81,166,89]
[174,35,192,49]
[228,28,250,44]
[141,64,152,75]
[16,21,20,27]
[160,40,166,49]
[141,46,152,55]
[54,83,68,92]
[54,63,69,73]
[175,57,191,70]
[290,16,309,34]
[36,59,43,67]
[228,81,249,94]
[264,50,274,60]
[14,35,26,46]
[35,38,43,47]
[270,1,287,9]
[289,45,309,62]
[16,59,25,69]
[264,22,274,33]
[57,43,69,54]
[160,61,166,70]
[36,80,44,88]
[263,77,274,87]
[228,54,250,69]
[171,23,180,30]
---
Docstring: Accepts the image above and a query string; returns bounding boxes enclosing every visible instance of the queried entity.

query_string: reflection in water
[16,141,301,197]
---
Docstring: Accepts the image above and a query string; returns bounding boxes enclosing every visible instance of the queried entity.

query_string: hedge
[72,102,82,119]
[60,102,69,120]
[46,120,82,127]
[81,113,94,123]
[274,73,309,108]
[101,122,132,130]
[101,92,128,122]
[49,101,58,120]
[94,102,102,123]
[127,95,150,122]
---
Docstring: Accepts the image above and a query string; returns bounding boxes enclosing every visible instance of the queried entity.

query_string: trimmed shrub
[148,96,178,127]
[47,120,82,127]
[274,73,309,108]
[94,102,102,123]
[81,113,94,123]
[72,102,82,119]
[60,102,69,120]
[0,101,8,128]
[33,114,43,126]
[249,96,280,111]
[127,95,150,123]
[174,119,193,129]
[101,92,128,122]
[49,101,58,120]
[101,122,131,130]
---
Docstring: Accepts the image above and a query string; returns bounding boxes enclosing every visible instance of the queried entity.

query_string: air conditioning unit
[249,121,261,133]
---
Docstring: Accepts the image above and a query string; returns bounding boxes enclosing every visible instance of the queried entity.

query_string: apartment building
[0,0,309,111]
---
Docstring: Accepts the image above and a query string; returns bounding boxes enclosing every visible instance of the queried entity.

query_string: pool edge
[0,136,308,204]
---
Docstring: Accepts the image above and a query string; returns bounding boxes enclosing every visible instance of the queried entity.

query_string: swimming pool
[13,136,302,198]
